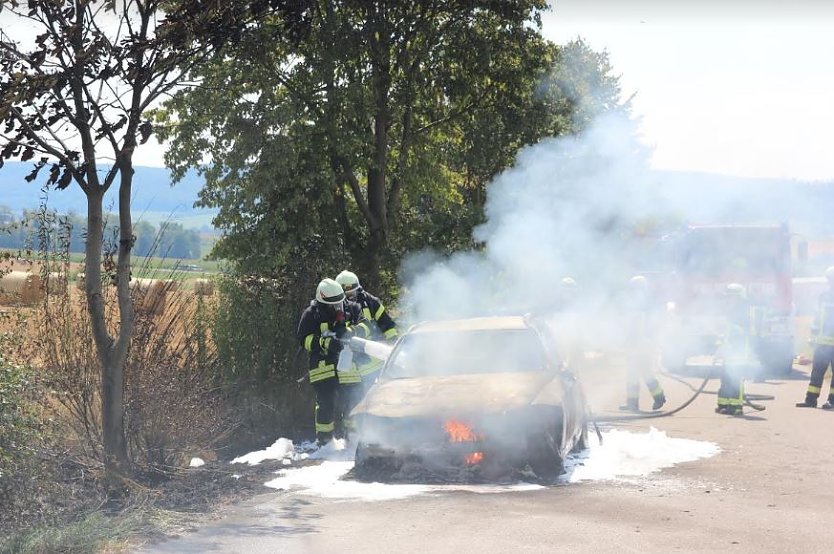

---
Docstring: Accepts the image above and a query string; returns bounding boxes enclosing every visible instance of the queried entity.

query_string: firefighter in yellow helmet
[715,283,757,416]
[796,266,834,409]
[296,278,370,445]
[335,270,398,392]
[620,275,666,412]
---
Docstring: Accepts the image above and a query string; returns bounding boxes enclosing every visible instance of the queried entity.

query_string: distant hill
[0,162,217,231]
[2,161,833,236]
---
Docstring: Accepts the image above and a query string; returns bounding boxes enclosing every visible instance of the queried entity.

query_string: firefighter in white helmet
[335,270,398,392]
[620,275,666,412]
[715,283,757,415]
[297,278,370,445]
[796,266,834,409]
[553,276,584,369]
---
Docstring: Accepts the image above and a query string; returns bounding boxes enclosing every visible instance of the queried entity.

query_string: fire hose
[592,359,771,423]
[295,335,393,384]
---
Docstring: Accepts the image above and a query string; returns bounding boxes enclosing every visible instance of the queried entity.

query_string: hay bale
[0,271,43,305]
[192,278,214,296]
[132,278,177,316]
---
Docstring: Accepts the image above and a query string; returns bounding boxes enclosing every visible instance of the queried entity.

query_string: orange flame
[444,419,479,442]
[443,420,485,466]
[466,452,485,465]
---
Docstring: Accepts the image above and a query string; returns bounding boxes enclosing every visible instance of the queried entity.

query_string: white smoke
[401,110,664,324]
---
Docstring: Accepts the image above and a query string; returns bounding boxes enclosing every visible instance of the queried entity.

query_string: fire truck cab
[658,223,794,377]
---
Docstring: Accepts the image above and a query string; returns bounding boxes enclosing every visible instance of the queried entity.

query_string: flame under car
[351,316,589,482]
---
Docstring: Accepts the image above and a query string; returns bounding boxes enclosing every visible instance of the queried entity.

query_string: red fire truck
[657,223,794,376]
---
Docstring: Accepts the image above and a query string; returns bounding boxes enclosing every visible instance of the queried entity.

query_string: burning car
[350,315,589,482]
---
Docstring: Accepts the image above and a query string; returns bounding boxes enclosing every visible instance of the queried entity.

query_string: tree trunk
[85,186,130,478]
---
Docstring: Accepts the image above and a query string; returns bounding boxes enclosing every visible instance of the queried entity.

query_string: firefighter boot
[822,401,834,410]
[619,398,639,412]
[652,392,666,411]
[795,394,818,408]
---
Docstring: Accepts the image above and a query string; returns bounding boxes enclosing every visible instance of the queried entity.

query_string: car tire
[527,420,564,482]
[355,441,369,466]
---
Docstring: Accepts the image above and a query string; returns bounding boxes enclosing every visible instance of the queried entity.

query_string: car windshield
[384,328,549,379]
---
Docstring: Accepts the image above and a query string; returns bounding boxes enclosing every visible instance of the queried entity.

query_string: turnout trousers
[802,345,834,406]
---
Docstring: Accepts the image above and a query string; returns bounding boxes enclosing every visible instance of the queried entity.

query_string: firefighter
[715,283,757,416]
[796,266,834,409]
[554,276,584,369]
[297,278,368,445]
[621,275,667,412]
[335,270,398,391]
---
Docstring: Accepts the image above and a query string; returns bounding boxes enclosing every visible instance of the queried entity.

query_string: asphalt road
[137,363,834,554]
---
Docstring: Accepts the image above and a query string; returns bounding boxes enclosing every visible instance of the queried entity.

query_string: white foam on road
[249,427,719,501]
[564,427,721,483]
[230,437,301,465]
[265,461,429,500]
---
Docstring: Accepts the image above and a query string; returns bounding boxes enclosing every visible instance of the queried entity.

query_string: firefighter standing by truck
[715,283,760,416]
[335,270,398,391]
[621,275,667,412]
[796,266,834,410]
[297,278,370,445]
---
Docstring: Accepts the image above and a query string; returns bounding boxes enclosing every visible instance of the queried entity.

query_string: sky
[541,0,834,182]
[2,3,833,182]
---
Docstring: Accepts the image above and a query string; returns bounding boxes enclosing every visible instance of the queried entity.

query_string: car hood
[352,371,561,419]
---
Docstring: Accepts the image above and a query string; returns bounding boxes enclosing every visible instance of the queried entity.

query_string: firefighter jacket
[811,291,834,346]
[718,301,760,366]
[622,297,657,348]
[352,290,398,341]
[350,290,397,377]
[296,300,371,384]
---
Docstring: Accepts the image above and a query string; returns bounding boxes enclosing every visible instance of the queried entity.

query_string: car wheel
[355,441,369,466]
[353,442,402,481]
[527,421,564,482]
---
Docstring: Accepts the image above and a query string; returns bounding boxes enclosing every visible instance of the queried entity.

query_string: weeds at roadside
[0,499,207,554]
[0,207,245,551]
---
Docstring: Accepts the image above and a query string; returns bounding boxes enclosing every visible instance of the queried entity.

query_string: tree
[0,0,302,480]
[161,3,626,289]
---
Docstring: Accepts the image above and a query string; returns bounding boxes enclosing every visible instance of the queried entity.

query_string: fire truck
[657,223,794,376]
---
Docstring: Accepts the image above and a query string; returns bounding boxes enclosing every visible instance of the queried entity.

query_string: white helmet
[826,266,834,282]
[725,282,746,298]
[316,278,345,305]
[629,275,648,290]
[336,270,361,296]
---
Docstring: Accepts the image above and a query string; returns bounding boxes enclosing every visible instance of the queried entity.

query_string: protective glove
[320,335,342,355]
[333,321,348,340]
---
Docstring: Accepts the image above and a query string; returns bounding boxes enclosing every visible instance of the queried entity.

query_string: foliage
[211,274,315,445]
[159,1,627,286]
[0,0,303,477]
[29,236,234,476]
[0,353,46,526]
